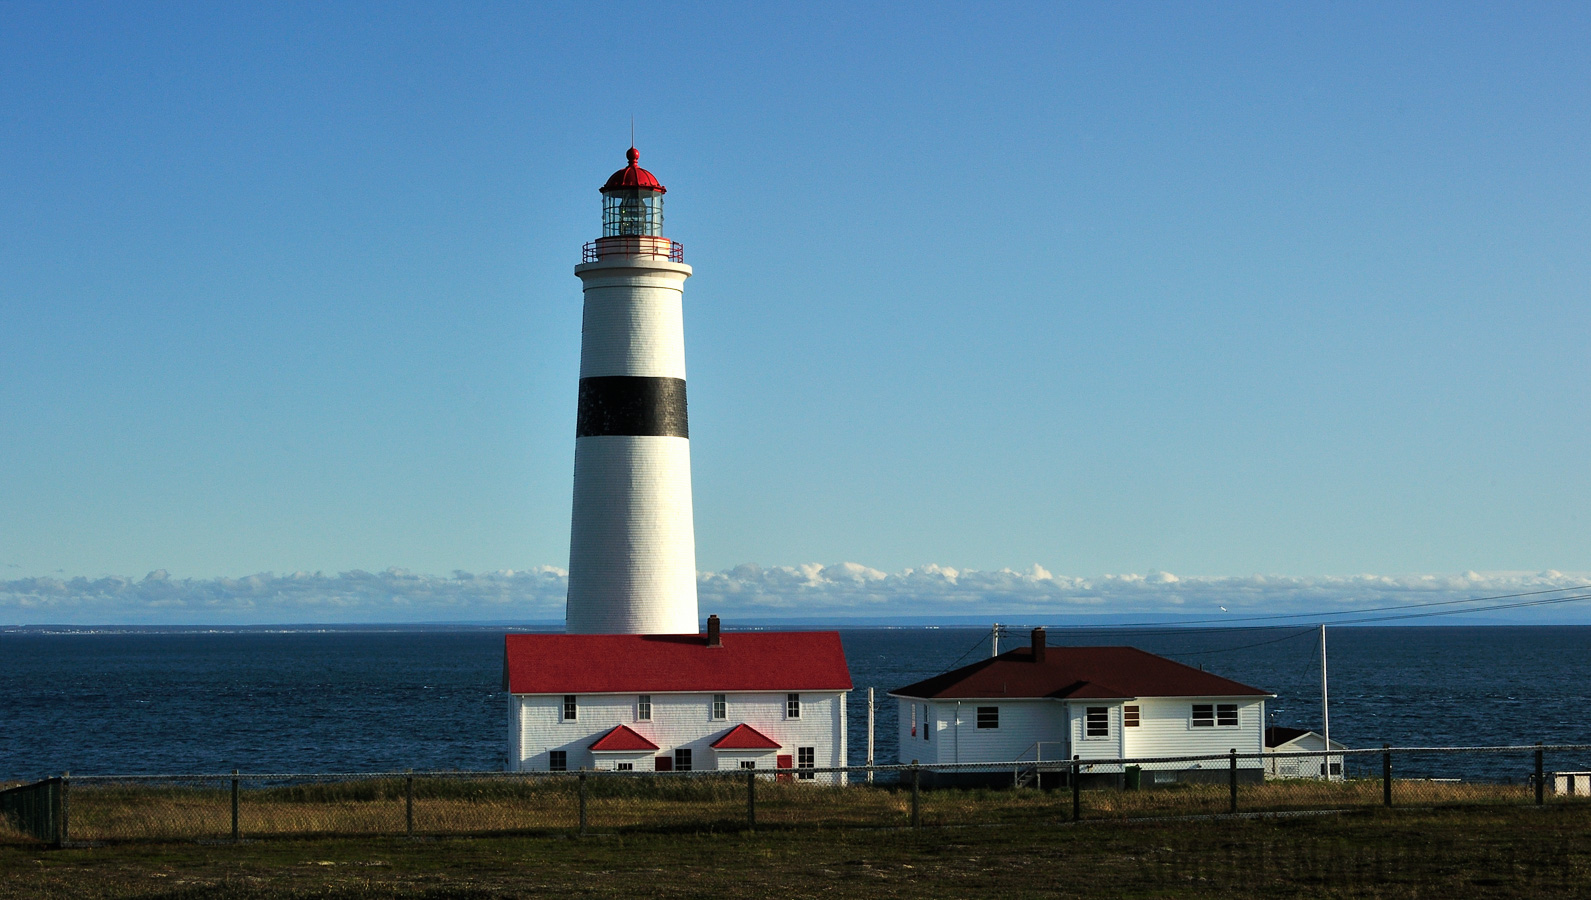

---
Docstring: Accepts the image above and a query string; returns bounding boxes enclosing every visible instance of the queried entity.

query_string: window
[1086,707,1109,738]
[637,695,651,721]
[1123,705,1141,728]
[740,760,757,770]
[1193,703,1240,728]
[562,695,577,721]
[923,705,931,741]
[786,693,801,718]
[976,706,999,729]
[797,746,815,780]
[713,694,727,720]
[548,750,567,771]
[675,748,692,772]
[616,762,633,772]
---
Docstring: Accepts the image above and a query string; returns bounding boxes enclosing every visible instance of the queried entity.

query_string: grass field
[2,804,1590,898]
[8,774,1555,843]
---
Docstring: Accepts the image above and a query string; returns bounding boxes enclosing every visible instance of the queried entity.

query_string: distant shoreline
[6,618,1591,633]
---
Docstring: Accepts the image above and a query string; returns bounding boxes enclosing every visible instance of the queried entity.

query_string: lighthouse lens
[603,189,664,237]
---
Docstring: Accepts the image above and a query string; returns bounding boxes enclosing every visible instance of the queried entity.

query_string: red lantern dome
[601,147,666,194]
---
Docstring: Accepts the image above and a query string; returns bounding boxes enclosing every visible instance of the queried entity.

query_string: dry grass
[5,774,1573,846]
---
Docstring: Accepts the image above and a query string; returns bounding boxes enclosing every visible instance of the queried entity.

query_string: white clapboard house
[504,619,852,781]
[890,628,1273,786]
[1264,726,1348,780]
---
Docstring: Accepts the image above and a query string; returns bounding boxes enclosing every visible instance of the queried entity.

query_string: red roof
[504,631,852,694]
[601,147,666,194]
[709,724,782,750]
[890,646,1271,701]
[589,724,660,752]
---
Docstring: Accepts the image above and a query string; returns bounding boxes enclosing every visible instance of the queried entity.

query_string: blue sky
[2,3,1588,621]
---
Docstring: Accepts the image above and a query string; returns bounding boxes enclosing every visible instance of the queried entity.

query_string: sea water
[2,626,1590,781]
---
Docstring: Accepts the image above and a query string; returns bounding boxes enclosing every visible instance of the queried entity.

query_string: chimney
[706,614,722,647]
[1031,627,1046,663]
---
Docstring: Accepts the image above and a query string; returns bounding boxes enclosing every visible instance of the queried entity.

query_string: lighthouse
[565,148,699,635]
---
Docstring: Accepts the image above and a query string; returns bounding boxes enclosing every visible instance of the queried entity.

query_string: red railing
[583,236,684,263]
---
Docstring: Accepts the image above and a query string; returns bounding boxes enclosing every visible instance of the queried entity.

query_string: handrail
[582,236,683,263]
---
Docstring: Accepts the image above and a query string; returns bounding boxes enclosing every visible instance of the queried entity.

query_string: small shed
[1552,771,1591,797]
[1264,726,1348,780]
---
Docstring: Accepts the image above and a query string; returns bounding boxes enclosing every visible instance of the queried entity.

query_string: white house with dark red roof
[504,617,852,780]
[890,628,1273,786]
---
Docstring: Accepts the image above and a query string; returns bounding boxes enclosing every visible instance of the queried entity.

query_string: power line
[1017,582,1591,631]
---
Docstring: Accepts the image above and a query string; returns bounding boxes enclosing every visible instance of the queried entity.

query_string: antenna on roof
[631,117,635,148]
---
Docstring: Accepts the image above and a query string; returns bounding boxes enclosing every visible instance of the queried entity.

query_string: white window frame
[740,760,757,770]
[797,746,815,780]
[976,706,999,729]
[675,748,692,772]
[786,693,801,719]
[1192,703,1241,728]
[562,695,577,722]
[712,694,727,720]
[1123,704,1141,728]
[616,762,633,771]
[1084,706,1109,739]
[637,695,651,721]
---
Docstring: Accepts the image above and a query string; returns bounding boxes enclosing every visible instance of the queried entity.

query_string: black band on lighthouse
[576,376,689,438]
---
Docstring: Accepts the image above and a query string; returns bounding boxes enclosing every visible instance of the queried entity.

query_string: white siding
[1066,702,1124,761]
[1124,697,1265,769]
[575,262,691,379]
[890,695,1266,769]
[565,435,698,635]
[712,749,779,772]
[897,700,1065,765]
[515,690,846,775]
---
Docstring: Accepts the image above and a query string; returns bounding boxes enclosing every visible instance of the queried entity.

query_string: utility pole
[991,623,1000,657]
[1320,623,1331,780]
[866,687,875,783]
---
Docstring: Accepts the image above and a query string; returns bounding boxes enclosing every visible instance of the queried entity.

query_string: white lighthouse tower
[565,148,699,635]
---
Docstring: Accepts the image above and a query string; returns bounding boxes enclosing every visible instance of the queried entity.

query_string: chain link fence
[6,744,1591,846]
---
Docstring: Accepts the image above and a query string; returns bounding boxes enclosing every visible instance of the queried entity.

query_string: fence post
[52,775,67,849]
[1536,744,1545,806]
[578,772,588,836]
[231,770,240,843]
[747,770,756,831]
[406,769,414,837]
[1229,749,1238,814]
[910,761,920,828]
[1072,755,1081,822]
[1382,745,1392,807]
[57,775,68,852]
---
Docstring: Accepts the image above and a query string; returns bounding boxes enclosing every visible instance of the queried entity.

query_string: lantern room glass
[603,188,664,237]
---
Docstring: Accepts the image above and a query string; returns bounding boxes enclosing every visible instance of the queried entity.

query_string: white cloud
[2,565,1587,625]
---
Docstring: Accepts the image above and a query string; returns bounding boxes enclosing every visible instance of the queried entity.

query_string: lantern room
[585,148,683,263]
[601,148,666,237]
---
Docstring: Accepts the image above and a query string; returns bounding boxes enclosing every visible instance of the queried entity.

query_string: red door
[655,755,673,772]
[776,754,793,783]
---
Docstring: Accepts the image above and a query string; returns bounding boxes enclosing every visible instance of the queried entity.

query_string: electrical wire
[1154,626,1320,657]
[1037,582,1591,630]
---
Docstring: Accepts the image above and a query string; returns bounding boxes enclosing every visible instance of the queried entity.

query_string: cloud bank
[3,565,1588,626]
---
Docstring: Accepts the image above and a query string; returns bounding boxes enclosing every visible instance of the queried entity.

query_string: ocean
[3,626,1590,781]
